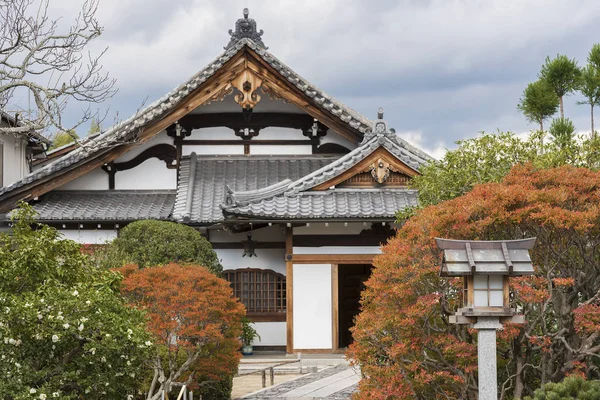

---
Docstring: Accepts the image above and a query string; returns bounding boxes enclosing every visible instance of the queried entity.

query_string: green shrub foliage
[525,376,600,400]
[101,220,222,273]
[0,204,152,399]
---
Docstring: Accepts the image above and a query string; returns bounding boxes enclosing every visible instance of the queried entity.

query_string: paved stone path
[242,365,359,399]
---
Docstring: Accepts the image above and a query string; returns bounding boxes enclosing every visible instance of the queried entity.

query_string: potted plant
[241,317,261,355]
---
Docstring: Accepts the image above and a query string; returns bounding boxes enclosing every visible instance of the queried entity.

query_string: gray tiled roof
[224,189,418,220]
[286,133,429,195]
[222,131,426,220]
[28,190,175,221]
[0,37,377,199]
[173,155,336,224]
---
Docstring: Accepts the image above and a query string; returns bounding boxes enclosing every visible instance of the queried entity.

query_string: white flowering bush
[0,204,153,399]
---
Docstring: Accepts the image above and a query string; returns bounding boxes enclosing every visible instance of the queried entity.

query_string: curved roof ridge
[223,178,293,207]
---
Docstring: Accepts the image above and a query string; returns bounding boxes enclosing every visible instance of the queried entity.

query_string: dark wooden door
[338,264,372,348]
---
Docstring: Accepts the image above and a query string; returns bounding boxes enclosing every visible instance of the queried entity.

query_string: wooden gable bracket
[312,147,419,191]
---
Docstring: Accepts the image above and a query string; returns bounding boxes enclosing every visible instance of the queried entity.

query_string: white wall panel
[253,322,286,346]
[209,226,284,242]
[1,134,28,187]
[293,246,381,255]
[114,158,176,190]
[250,145,312,155]
[182,145,244,156]
[59,229,117,244]
[217,248,286,276]
[293,264,331,349]
[114,132,172,162]
[57,168,108,190]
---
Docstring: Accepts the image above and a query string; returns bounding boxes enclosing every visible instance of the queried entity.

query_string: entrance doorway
[335,264,373,349]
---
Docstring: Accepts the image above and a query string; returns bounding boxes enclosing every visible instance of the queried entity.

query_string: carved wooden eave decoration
[311,147,419,191]
[0,44,368,213]
[232,66,263,109]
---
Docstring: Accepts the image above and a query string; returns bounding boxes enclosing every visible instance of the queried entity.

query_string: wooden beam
[182,139,314,146]
[331,264,339,352]
[292,254,376,264]
[285,227,294,354]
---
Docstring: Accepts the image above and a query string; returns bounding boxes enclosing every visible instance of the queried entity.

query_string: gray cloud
[43,0,600,153]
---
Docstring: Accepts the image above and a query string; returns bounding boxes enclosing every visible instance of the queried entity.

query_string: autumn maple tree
[119,263,245,400]
[349,165,600,400]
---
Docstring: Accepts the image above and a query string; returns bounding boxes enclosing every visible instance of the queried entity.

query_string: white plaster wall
[209,226,284,242]
[0,134,28,187]
[57,167,108,190]
[293,263,332,349]
[217,248,286,276]
[319,131,357,151]
[187,127,237,140]
[114,158,177,190]
[257,128,304,140]
[251,145,312,155]
[59,229,117,244]
[114,132,173,162]
[252,322,286,346]
[293,246,381,255]
[182,144,244,156]
[294,222,369,235]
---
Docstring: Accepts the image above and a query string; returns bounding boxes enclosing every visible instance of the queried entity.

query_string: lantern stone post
[436,238,536,400]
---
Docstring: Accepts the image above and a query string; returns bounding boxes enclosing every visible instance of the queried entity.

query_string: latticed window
[224,268,286,321]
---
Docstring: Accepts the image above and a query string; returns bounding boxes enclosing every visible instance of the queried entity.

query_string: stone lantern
[436,238,536,400]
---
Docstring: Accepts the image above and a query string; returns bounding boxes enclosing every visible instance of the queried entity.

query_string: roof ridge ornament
[225,8,267,50]
[360,107,394,144]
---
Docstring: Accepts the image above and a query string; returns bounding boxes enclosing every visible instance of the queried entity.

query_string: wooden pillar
[285,227,293,353]
[331,264,339,352]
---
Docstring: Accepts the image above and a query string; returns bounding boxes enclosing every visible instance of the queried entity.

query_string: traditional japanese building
[0,9,432,353]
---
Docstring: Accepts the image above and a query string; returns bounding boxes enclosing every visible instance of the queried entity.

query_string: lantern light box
[436,238,536,325]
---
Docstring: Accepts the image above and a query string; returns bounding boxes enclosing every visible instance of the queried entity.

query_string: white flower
[35,333,43,340]
[90,348,96,355]
[8,338,16,345]
[52,393,59,398]
[78,324,84,332]
[127,395,134,400]
[40,298,44,303]
[14,362,21,368]
[85,300,91,305]
[37,314,43,320]
[105,334,111,338]
[30,388,37,394]
[72,290,79,296]
[126,360,131,366]
[145,341,152,346]
[80,317,88,322]
[56,315,64,320]
[39,394,47,400]
[52,335,59,343]
[63,323,70,329]
[101,356,106,363]
[24,302,32,307]
[127,329,133,334]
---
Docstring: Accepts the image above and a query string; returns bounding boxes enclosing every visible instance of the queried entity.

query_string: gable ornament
[232,69,263,110]
[370,158,391,184]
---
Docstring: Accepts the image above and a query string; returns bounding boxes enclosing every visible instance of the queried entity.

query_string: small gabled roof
[222,112,430,221]
[1,111,51,145]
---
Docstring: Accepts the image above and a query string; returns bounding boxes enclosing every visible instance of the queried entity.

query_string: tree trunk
[592,105,595,138]
[540,121,544,132]
[514,355,524,399]
[559,96,564,118]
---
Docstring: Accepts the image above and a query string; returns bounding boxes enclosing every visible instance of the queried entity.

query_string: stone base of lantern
[474,317,503,400]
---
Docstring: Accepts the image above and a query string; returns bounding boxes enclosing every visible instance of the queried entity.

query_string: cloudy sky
[43,0,600,158]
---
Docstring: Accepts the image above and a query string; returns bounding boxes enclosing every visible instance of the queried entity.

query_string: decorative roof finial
[360,107,394,145]
[225,8,267,50]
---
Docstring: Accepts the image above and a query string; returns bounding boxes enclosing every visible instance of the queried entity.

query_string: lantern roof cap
[436,238,536,277]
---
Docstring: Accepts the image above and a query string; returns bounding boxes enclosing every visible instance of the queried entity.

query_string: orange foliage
[118,263,245,388]
[350,165,600,399]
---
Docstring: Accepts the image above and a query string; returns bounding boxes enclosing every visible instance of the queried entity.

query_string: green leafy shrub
[525,376,600,400]
[0,204,152,399]
[98,220,222,274]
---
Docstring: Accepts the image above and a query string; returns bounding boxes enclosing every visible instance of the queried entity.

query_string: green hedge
[99,220,222,274]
